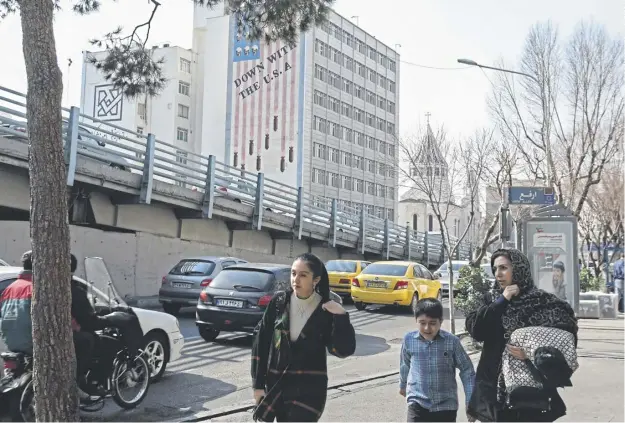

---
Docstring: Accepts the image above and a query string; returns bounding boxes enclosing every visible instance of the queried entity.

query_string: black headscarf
[490,248,578,339]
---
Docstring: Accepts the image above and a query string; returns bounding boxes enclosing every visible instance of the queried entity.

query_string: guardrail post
[293,187,304,239]
[358,208,366,254]
[405,224,411,260]
[139,134,156,204]
[64,106,79,186]
[201,155,216,218]
[329,199,337,247]
[424,231,429,266]
[252,172,264,230]
[384,219,390,260]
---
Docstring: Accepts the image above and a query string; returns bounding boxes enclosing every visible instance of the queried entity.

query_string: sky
[0,0,621,140]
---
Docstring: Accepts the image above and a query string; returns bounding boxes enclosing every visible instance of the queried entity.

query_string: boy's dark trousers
[407,402,457,422]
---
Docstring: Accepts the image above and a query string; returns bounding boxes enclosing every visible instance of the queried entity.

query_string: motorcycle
[0,351,32,421]
[16,308,151,421]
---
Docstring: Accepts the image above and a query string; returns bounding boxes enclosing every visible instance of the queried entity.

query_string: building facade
[80,5,399,220]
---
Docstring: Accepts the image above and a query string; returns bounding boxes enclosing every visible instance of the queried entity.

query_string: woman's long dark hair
[293,253,330,303]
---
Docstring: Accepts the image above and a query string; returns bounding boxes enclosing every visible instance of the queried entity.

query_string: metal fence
[0,85,472,264]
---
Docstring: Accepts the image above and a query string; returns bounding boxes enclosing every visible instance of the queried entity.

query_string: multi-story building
[80,5,400,220]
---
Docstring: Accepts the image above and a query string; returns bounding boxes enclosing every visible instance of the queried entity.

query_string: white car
[0,260,185,382]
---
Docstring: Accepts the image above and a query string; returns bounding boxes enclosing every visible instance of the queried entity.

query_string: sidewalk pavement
[214,318,624,422]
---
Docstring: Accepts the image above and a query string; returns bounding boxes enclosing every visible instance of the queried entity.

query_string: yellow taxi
[350,261,441,312]
[325,260,370,297]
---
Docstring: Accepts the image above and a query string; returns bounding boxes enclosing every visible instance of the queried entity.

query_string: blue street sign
[508,186,556,205]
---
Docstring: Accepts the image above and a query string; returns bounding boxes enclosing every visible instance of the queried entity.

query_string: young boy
[399,298,475,422]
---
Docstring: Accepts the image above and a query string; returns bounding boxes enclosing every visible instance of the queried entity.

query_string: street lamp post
[457,58,554,188]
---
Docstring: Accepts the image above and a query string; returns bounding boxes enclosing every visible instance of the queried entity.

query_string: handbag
[502,326,578,409]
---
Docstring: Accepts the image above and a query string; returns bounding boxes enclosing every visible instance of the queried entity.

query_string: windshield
[169,259,216,276]
[208,269,274,291]
[438,262,468,272]
[361,263,409,277]
[84,257,126,307]
[325,260,357,273]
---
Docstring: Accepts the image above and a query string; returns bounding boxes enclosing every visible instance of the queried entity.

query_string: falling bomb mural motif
[230,18,301,179]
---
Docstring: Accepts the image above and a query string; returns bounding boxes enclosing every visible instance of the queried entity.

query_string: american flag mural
[229,21,302,180]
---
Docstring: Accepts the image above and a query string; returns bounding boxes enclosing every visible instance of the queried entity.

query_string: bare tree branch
[487,20,624,217]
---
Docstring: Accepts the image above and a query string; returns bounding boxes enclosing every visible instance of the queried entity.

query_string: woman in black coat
[251,253,356,422]
[465,248,578,422]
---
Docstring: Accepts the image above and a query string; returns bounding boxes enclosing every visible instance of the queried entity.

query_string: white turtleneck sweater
[289,291,322,342]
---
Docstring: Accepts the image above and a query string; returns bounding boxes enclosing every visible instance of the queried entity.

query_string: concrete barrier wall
[0,221,336,303]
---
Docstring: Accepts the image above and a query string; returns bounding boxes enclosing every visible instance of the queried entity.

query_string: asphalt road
[85,299,466,421]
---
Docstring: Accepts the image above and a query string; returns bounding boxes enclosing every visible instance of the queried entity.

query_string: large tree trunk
[20,0,79,420]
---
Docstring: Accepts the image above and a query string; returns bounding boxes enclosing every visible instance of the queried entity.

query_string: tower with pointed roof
[400,118,452,203]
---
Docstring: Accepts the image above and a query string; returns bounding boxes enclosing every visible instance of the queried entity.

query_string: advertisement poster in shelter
[526,220,577,308]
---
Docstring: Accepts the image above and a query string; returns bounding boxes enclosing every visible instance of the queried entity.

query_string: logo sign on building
[228,16,303,182]
[93,84,123,122]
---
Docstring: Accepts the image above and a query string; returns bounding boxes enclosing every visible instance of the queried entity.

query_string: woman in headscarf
[465,248,578,422]
[251,253,356,422]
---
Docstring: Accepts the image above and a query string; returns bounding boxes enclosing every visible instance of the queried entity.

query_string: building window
[355,179,364,193]
[366,90,376,105]
[368,46,377,61]
[366,113,375,127]
[378,96,386,110]
[378,141,386,154]
[175,150,188,165]
[388,101,396,114]
[389,59,397,72]
[342,127,354,142]
[412,214,418,230]
[387,122,395,134]
[367,136,376,149]
[355,131,365,146]
[314,90,327,107]
[378,162,386,176]
[312,168,326,184]
[354,84,364,100]
[356,61,366,78]
[178,104,189,119]
[388,187,394,199]
[353,155,363,170]
[342,79,353,94]
[428,214,434,232]
[342,152,352,166]
[379,75,387,90]
[329,147,340,163]
[329,71,341,89]
[389,81,396,93]
[178,81,190,96]
[330,122,341,138]
[180,58,191,73]
[366,181,375,195]
[177,127,188,142]
[388,145,395,157]
[344,56,353,71]
[377,117,386,131]
[368,68,377,84]
[345,32,353,47]
[136,127,144,135]
[354,108,364,123]
[137,103,146,121]
[367,159,375,173]
[314,143,326,159]
[330,172,339,188]
[332,48,343,66]
[377,184,385,197]
[314,116,327,133]
[329,96,340,113]
[387,208,394,221]
[341,102,352,118]
[314,64,327,82]
[342,175,352,190]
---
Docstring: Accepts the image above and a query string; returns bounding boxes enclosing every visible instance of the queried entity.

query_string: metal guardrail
[0,85,473,264]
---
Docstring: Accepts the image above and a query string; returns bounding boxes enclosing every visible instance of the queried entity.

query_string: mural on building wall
[229,20,301,180]
[93,84,124,122]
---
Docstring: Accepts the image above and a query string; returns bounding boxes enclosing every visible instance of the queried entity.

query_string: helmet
[21,250,33,271]
[70,253,77,273]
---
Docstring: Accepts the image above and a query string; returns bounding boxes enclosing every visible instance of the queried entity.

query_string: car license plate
[366,281,387,289]
[216,299,244,308]
[172,282,192,289]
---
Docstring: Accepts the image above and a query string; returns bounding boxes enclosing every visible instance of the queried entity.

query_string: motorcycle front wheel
[111,355,150,409]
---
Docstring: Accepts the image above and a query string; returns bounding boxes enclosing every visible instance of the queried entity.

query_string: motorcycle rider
[0,251,108,393]
[0,251,34,355]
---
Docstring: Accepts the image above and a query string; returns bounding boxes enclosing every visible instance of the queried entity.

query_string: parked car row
[158,256,342,343]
